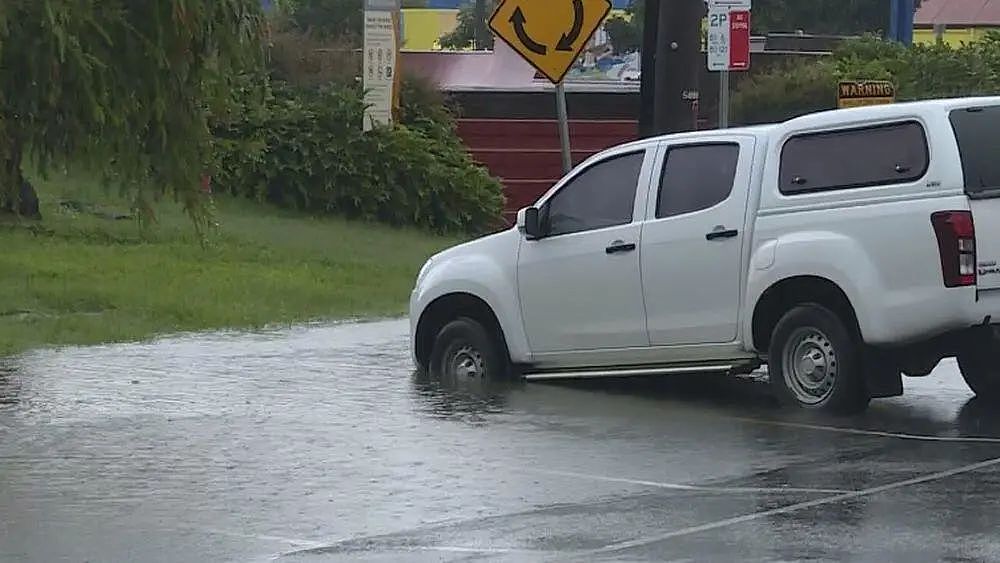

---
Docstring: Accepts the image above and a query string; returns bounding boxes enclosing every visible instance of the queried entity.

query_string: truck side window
[657,143,740,218]
[544,151,644,237]
[780,121,929,195]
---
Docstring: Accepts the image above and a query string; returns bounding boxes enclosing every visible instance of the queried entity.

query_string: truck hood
[429,228,519,264]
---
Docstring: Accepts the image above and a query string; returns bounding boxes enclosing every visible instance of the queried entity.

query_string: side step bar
[522,363,752,382]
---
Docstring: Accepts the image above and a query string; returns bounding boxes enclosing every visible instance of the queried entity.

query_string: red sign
[729,10,751,71]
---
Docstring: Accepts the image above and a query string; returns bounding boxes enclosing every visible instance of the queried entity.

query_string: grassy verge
[0,173,462,357]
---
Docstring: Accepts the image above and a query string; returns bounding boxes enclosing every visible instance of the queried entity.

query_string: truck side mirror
[517,207,544,240]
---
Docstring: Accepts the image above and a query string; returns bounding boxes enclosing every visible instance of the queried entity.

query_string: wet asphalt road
[2,320,1000,562]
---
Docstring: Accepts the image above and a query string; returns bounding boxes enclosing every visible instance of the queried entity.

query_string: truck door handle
[606,241,637,254]
[706,229,739,241]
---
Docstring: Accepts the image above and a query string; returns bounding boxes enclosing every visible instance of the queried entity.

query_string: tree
[602,0,920,57]
[278,0,426,44]
[753,0,922,35]
[284,0,363,42]
[439,0,496,50]
[0,1,264,225]
[605,0,644,54]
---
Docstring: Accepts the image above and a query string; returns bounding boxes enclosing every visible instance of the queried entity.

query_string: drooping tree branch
[0,0,266,224]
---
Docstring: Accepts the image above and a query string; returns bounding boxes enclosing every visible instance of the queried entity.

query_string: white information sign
[363,10,397,131]
[707,6,730,72]
[707,5,751,72]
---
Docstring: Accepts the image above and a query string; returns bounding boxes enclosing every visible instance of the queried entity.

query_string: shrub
[210,77,504,234]
[268,31,360,87]
[733,34,1000,125]
[399,73,460,127]
[732,59,839,125]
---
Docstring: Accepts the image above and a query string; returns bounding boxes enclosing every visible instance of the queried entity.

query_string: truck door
[950,106,1000,291]
[640,137,756,346]
[517,149,653,354]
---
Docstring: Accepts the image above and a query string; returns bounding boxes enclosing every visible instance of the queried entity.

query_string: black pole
[653,0,703,134]
[639,0,659,138]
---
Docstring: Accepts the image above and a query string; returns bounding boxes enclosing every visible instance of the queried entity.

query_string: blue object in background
[888,0,915,45]
[595,56,625,72]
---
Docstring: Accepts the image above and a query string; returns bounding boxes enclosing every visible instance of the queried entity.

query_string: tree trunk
[0,135,41,220]
[12,178,41,219]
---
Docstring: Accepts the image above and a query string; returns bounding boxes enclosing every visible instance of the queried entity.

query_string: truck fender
[744,231,880,350]
[412,253,531,364]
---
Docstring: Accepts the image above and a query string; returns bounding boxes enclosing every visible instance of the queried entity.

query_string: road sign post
[706,0,751,129]
[719,69,730,129]
[555,83,572,174]
[489,0,612,174]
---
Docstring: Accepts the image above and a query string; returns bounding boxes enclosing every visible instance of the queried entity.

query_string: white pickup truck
[410,97,1000,413]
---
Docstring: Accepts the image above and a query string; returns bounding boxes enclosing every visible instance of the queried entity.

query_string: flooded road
[2,319,1000,562]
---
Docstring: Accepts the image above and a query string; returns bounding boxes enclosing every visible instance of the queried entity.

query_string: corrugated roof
[916,0,1000,27]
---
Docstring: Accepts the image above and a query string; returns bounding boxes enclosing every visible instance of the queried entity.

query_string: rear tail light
[932,211,977,288]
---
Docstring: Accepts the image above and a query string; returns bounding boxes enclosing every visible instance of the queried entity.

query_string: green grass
[0,173,462,357]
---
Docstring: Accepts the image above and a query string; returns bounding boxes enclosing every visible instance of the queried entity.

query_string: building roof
[915,0,1000,27]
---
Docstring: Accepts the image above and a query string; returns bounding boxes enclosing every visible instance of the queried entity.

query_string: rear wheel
[957,328,1000,401]
[429,318,509,381]
[768,304,870,413]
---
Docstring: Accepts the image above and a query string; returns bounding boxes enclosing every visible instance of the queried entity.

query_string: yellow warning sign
[838,80,896,109]
[489,0,613,84]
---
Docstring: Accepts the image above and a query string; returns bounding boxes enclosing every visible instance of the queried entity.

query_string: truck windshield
[950,106,1000,198]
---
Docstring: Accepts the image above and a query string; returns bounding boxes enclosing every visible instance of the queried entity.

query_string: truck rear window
[779,121,928,195]
[950,106,1000,198]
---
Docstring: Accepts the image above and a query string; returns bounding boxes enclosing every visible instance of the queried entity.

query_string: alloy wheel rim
[449,344,486,379]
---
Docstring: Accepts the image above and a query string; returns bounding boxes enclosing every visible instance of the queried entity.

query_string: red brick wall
[457,118,639,220]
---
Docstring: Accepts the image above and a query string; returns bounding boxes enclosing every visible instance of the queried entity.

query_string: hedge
[733,34,1000,125]
[210,75,504,234]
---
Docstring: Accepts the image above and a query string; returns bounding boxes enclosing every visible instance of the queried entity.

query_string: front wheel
[957,328,1000,401]
[768,304,870,413]
[429,318,509,381]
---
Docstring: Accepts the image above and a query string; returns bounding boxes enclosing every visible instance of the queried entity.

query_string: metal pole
[718,70,730,129]
[653,0,673,133]
[556,83,573,174]
[639,0,661,138]
[934,23,946,44]
[654,0,703,134]
[900,0,915,46]
[889,0,900,42]
[889,0,914,45]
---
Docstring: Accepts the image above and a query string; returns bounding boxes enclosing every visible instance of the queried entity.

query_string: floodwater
[2,319,1000,562]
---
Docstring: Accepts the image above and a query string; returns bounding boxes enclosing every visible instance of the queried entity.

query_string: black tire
[957,329,1000,401]
[768,304,870,413]
[429,317,510,381]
